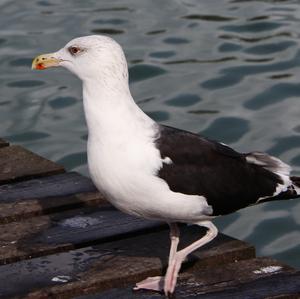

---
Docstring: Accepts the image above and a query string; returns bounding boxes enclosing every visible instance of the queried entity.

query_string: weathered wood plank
[74,260,299,299]
[0,172,100,224]
[176,258,297,298]
[0,138,9,148]
[0,206,166,264]
[0,191,105,224]
[0,172,96,202]
[0,226,255,299]
[0,145,65,184]
[178,271,300,299]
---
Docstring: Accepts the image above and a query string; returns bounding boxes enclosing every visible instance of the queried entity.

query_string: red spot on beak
[36,63,46,70]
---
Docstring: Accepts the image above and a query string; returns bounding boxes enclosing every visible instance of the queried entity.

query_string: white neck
[82,76,156,145]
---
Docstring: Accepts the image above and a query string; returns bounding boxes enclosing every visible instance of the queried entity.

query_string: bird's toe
[133,276,164,292]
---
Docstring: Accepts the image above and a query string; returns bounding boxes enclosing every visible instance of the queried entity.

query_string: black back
[156,125,284,216]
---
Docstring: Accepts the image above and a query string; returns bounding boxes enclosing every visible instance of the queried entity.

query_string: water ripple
[219,31,292,43]
[149,51,176,59]
[57,152,87,171]
[218,42,242,52]
[7,80,45,88]
[165,94,202,107]
[163,37,190,44]
[146,29,166,35]
[244,83,300,110]
[188,109,219,115]
[129,64,166,83]
[291,155,300,166]
[146,111,169,122]
[4,131,50,142]
[269,73,292,79]
[262,231,300,255]
[93,18,127,25]
[48,96,77,109]
[248,15,270,22]
[222,21,284,33]
[94,7,131,12]
[201,117,250,144]
[244,40,296,55]
[182,14,237,22]
[164,56,236,65]
[268,136,300,156]
[244,57,274,63]
[91,28,125,35]
[202,49,300,90]
[9,58,32,67]
[37,0,53,6]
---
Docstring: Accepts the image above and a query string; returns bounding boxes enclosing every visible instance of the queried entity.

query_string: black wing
[155,125,288,216]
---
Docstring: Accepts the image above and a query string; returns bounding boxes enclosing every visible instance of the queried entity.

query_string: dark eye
[68,46,80,55]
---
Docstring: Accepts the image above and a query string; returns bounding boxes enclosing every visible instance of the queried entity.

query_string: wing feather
[155,125,283,215]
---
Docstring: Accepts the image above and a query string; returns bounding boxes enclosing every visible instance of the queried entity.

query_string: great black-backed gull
[32,35,300,296]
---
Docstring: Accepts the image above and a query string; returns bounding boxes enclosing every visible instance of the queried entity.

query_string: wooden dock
[0,139,299,298]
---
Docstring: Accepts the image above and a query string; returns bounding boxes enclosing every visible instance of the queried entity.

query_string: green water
[0,0,299,268]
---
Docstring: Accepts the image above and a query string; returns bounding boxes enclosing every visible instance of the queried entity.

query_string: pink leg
[163,221,218,296]
[134,221,218,296]
[168,223,180,264]
[133,223,180,292]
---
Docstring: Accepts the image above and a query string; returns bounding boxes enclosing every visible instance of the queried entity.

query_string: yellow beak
[32,53,61,70]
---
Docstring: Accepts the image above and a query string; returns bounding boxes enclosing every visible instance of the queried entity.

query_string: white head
[32,35,129,84]
[32,35,153,134]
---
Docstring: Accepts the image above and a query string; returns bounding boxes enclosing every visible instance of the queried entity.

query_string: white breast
[87,121,161,212]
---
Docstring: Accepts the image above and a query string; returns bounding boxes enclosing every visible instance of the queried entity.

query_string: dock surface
[0,139,299,299]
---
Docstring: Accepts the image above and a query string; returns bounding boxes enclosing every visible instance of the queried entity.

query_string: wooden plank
[0,206,166,265]
[0,226,255,299]
[0,172,100,224]
[176,258,298,298]
[0,191,105,224]
[0,172,96,202]
[177,271,300,299]
[0,138,9,148]
[74,259,299,299]
[0,145,65,184]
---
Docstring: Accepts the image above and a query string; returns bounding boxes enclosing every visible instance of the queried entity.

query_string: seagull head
[32,35,128,82]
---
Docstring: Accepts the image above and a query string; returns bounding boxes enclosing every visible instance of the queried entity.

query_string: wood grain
[0,206,166,264]
[0,172,96,202]
[0,145,65,184]
[0,192,105,224]
[0,172,100,224]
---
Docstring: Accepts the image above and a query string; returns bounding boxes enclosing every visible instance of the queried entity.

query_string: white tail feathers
[246,152,291,176]
[246,152,292,198]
